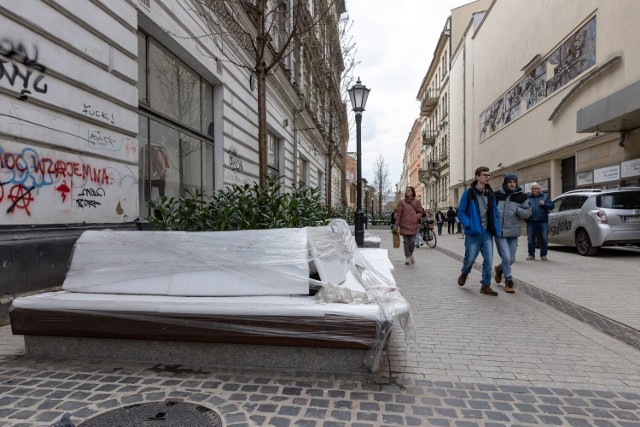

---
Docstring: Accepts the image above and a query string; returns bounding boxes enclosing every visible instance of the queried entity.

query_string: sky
[344,0,474,188]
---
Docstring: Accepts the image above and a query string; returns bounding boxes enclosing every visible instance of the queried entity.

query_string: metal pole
[354,112,364,247]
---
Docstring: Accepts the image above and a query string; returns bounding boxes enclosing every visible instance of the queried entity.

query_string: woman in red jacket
[395,186,424,265]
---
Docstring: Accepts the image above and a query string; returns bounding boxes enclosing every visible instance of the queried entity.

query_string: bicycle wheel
[425,229,437,248]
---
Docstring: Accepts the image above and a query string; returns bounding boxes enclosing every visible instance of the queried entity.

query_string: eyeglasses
[531,187,540,190]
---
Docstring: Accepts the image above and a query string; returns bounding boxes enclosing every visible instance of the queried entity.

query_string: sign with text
[594,165,620,183]
[621,158,640,178]
[576,171,593,186]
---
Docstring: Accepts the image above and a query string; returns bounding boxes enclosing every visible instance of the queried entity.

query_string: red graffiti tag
[56,180,71,202]
[7,185,34,215]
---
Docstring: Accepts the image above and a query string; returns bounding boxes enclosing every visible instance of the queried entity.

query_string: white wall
[0,0,139,225]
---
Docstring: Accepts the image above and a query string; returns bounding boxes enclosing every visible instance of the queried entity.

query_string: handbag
[393,233,400,248]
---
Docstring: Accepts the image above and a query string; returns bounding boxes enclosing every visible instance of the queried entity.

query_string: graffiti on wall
[480,17,596,140]
[1,141,138,224]
[0,38,48,100]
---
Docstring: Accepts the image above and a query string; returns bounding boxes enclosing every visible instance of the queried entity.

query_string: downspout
[292,101,305,184]
[462,36,467,185]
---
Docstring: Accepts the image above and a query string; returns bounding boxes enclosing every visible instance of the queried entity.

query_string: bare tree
[298,12,359,209]
[372,154,391,215]
[193,0,343,188]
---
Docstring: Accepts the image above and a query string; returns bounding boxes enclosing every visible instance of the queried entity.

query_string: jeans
[461,229,494,285]
[495,236,518,280]
[415,229,421,247]
[527,221,549,257]
[402,234,416,257]
[437,222,443,235]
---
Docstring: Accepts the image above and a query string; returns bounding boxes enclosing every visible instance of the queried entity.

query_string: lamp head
[348,77,371,112]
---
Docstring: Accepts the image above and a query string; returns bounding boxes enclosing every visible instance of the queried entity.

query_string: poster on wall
[576,171,593,186]
[523,178,549,193]
[594,165,620,183]
[621,158,640,178]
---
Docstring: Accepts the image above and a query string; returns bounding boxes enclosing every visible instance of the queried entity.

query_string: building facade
[415,0,491,211]
[450,0,640,205]
[0,0,348,304]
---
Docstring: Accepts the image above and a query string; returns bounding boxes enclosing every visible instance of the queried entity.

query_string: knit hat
[503,172,518,185]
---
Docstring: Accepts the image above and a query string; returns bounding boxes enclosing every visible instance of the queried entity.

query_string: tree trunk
[257,63,268,188]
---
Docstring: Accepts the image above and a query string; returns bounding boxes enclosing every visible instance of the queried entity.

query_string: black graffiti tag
[0,39,48,100]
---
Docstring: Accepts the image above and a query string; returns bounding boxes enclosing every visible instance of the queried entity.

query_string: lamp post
[348,78,371,247]
[364,184,369,230]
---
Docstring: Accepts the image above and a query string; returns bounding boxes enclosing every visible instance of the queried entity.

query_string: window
[558,195,586,212]
[137,32,215,218]
[598,192,640,209]
[267,132,280,177]
[297,158,308,187]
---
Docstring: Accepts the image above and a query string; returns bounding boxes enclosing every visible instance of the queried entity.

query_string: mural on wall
[480,16,596,140]
[0,140,138,224]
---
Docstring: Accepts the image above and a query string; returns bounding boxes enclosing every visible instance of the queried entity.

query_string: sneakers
[458,273,468,286]
[494,266,503,284]
[405,257,411,265]
[410,255,415,264]
[504,279,515,293]
[526,255,535,260]
[480,285,498,296]
[541,256,548,261]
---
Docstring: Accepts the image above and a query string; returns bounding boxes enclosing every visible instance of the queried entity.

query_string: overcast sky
[344,0,474,189]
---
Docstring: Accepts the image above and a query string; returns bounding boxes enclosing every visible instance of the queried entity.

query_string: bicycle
[420,219,437,248]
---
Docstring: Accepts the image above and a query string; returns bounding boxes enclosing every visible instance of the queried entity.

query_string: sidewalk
[1,228,639,426]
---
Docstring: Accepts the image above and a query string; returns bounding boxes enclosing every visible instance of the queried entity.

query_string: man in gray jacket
[493,173,532,293]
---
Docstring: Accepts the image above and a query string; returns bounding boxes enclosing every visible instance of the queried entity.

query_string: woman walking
[395,186,424,265]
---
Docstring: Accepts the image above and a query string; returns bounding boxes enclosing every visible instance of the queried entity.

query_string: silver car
[548,187,640,256]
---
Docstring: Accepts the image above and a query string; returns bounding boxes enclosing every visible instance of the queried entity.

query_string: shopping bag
[393,233,400,248]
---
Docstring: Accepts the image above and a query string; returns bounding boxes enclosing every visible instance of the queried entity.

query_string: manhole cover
[78,401,222,427]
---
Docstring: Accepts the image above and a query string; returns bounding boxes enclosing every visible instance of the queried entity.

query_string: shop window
[137,32,214,218]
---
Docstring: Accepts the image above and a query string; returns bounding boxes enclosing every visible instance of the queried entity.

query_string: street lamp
[348,77,371,247]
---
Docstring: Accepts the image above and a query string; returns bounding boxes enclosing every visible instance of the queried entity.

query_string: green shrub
[148,176,330,231]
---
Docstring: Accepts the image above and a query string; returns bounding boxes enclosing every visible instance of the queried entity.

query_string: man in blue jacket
[525,182,555,260]
[457,166,501,296]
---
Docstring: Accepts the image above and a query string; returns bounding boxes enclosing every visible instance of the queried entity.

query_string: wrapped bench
[10,220,411,372]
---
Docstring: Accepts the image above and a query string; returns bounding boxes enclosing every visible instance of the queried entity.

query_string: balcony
[426,160,440,179]
[418,169,431,184]
[422,130,436,146]
[439,152,449,166]
[419,87,439,117]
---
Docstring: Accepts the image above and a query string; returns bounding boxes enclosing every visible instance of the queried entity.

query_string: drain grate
[78,401,222,427]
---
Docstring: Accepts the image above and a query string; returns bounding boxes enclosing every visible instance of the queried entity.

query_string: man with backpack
[456,166,501,296]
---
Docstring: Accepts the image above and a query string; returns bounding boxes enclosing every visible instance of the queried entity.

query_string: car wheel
[575,229,598,256]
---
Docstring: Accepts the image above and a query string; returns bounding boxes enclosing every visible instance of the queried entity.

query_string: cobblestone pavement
[1,228,639,426]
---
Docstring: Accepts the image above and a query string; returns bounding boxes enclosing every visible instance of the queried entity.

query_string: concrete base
[24,336,372,373]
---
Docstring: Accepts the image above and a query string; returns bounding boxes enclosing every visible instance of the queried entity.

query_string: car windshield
[597,192,640,209]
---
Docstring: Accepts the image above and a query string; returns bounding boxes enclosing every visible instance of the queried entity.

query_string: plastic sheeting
[10,219,413,372]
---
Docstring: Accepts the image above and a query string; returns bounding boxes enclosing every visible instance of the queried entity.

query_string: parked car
[548,187,640,256]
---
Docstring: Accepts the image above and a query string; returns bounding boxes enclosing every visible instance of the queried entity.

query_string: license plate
[623,216,640,223]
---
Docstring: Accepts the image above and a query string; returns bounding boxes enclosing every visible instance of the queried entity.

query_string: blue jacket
[457,182,500,236]
[526,192,555,222]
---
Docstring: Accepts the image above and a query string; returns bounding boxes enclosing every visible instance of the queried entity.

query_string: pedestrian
[390,209,397,230]
[525,182,555,260]
[456,166,501,296]
[395,186,424,265]
[493,172,532,293]
[446,206,456,234]
[435,209,445,235]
